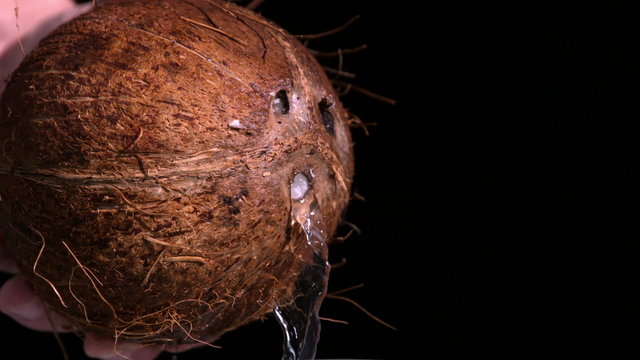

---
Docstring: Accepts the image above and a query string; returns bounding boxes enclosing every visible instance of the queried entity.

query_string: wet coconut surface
[0,0,354,353]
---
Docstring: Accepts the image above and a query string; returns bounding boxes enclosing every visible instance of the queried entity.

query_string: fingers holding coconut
[0,253,167,359]
[0,275,73,332]
[0,272,165,359]
[84,333,164,360]
[0,273,169,360]
[83,333,202,360]
[0,0,92,92]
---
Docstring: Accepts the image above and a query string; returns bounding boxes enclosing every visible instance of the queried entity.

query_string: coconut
[0,0,353,345]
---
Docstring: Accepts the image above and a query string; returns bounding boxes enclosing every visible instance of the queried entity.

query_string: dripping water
[275,172,330,360]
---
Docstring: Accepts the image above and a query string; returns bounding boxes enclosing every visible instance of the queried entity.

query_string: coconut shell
[0,0,353,344]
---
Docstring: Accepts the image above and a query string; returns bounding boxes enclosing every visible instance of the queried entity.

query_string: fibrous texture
[0,0,353,344]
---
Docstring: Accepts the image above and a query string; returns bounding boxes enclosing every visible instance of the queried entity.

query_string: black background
[1,0,636,359]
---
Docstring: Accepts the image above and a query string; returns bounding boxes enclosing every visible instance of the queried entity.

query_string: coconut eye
[318,98,334,135]
[273,90,290,115]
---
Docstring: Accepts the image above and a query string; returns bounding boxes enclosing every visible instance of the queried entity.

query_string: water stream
[275,172,330,360]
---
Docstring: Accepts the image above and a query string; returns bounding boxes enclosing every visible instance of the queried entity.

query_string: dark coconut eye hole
[273,90,290,115]
[318,98,334,135]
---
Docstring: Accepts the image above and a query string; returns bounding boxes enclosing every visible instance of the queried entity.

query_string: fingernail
[6,297,45,320]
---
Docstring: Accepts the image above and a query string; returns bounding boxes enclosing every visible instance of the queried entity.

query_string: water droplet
[290,173,310,201]
[276,176,330,360]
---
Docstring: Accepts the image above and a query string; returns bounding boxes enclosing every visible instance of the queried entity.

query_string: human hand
[0,239,167,359]
[0,1,198,359]
[0,0,94,92]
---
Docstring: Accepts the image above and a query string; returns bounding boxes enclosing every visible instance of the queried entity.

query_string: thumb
[0,0,92,94]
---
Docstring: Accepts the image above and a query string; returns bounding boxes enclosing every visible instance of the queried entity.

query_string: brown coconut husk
[0,0,353,344]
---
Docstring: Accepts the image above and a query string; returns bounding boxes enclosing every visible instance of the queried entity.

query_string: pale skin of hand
[0,1,200,359]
